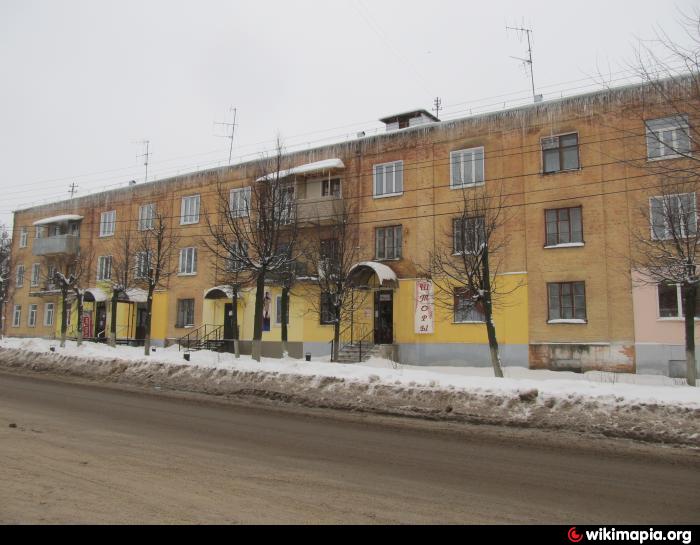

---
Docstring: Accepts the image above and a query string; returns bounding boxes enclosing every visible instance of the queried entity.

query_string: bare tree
[0,224,10,338]
[133,208,178,356]
[303,201,365,362]
[109,227,136,347]
[427,186,519,378]
[204,140,299,361]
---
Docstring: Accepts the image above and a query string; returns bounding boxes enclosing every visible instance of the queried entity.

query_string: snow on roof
[203,285,235,299]
[348,261,398,287]
[379,109,440,123]
[32,214,84,226]
[124,288,148,303]
[256,158,345,182]
[84,288,108,302]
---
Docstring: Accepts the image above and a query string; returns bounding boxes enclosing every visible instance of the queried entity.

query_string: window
[28,304,37,327]
[373,161,403,197]
[542,133,580,173]
[375,225,402,260]
[321,178,341,197]
[454,289,486,323]
[181,195,200,225]
[450,147,484,188]
[453,217,485,254]
[135,251,151,279]
[47,264,56,287]
[30,263,40,287]
[19,227,28,248]
[547,282,587,322]
[65,305,72,327]
[99,210,116,237]
[226,243,248,272]
[657,283,700,319]
[230,187,251,218]
[276,185,295,225]
[44,303,55,326]
[545,207,583,247]
[179,247,197,275]
[12,305,21,328]
[97,256,112,281]
[650,193,697,240]
[138,204,156,230]
[320,292,337,324]
[646,115,690,160]
[35,226,43,239]
[16,265,24,288]
[276,295,289,325]
[176,299,195,327]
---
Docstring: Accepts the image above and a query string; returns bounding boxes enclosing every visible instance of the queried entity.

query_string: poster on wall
[415,279,434,334]
[262,291,271,332]
[82,313,92,339]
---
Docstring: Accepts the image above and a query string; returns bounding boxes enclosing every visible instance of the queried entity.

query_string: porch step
[336,343,381,363]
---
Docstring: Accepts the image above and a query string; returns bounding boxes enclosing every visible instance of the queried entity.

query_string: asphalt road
[0,370,698,524]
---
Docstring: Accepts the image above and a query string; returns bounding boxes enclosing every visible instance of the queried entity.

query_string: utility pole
[137,140,151,183]
[68,182,78,198]
[432,97,442,120]
[506,25,537,102]
[214,107,238,165]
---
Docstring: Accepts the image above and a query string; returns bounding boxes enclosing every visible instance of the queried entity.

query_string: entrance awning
[204,285,236,299]
[83,287,108,302]
[256,158,345,182]
[124,288,148,303]
[348,261,398,288]
[83,287,148,303]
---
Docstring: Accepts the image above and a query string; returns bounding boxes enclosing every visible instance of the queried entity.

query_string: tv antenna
[506,25,538,102]
[432,97,442,119]
[136,140,151,183]
[214,107,238,164]
[68,182,78,198]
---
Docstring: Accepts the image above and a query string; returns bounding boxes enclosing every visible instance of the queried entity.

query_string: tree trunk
[231,290,240,359]
[481,250,504,378]
[144,287,155,356]
[109,289,118,347]
[60,289,68,348]
[76,293,84,347]
[332,318,340,363]
[683,284,698,387]
[252,272,266,361]
[281,286,289,358]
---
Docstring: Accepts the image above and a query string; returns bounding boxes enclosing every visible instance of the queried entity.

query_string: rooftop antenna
[214,107,238,165]
[432,97,442,120]
[136,140,151,183]
[68,182,78,198]
[506,24,538,102]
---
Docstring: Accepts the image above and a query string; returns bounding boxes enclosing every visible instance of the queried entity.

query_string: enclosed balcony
[33,234,80,256]
[32,214,82,256]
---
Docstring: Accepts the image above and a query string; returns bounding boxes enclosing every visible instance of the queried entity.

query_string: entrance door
[135,305,148,340]
[374,291,393,345]
[224,303,235,339]
[95,303,107,338]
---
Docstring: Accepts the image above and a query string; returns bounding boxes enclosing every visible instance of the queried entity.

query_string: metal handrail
[177,324,224,351]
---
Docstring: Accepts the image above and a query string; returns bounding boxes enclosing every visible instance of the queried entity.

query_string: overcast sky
[0,0,696,231]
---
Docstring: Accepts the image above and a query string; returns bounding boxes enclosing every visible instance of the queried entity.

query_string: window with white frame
[35,225,43,239]
[226,243,248,272]
[44,303,55,326]
[547,281,587,322]
[375,225,402,260]
[28,304,37,327]
[65,305,72,326]
[453,216,485,254]
[47,264,56,287]
[373,161,403,197]
[450,147,484,188]
[181,195,200,225]
[99,210,116,237]
[176,299,195,327]
[454,288,486,323]
[16,264,24,287]
[650,193,697,240]
[657,283,700,319]
[179,247,197,275]
[30,263,40,287]
[230,187,251,218]
[321,178,341,197]
[138,203,156,230]
[12,305,21,327]
[19,227,28,248]
[542,133,580,173]
[135,251,151,279]
[646,115,691,160]
[97,256,112,281]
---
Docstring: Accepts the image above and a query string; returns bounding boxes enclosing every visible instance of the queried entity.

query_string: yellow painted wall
[150,292,168,341]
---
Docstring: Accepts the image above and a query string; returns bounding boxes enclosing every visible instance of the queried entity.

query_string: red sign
[82,314,92,338]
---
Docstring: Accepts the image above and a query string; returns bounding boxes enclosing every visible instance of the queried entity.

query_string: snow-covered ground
[1,336,698,409]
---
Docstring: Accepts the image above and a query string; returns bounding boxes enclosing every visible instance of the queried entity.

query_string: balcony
[296,197,343,226]
[33,234,80,256]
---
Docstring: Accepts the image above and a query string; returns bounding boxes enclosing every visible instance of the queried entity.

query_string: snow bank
[1,337,699,446]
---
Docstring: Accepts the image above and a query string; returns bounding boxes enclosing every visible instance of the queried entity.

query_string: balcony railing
[32,234,80,256]
[296,197,342,225]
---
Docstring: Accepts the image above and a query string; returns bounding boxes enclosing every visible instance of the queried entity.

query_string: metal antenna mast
[68,182,78,198]
[506,25,537,102]
[214,107,238,164]
[433,97,442,119]
[136,140,151,183]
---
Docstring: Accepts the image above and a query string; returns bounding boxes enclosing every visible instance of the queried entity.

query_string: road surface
[0,370,698,524]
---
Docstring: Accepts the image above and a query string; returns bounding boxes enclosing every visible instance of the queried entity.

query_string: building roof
[379,109,440,124]
[256,158,345,182]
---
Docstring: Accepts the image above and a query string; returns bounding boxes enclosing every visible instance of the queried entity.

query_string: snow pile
[1,337,699,446]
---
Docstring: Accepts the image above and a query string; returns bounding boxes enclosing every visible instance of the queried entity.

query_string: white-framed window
[30,263,40,287]
[321,178,341,197]
[99,210,116,237]
[135,251,151,279]
[276,184,295,225]
[12,305,21,328]
[646,115,691,160]
[650,193,697,240]
[542,133,580,173]
[28,304,37,327]
[453,216,485,254]
[97,256,112,281]
[375,225,402,260]
[44,303,55,326]
[454,289,486,323]
[450,147,484,188]
[230,187,251,218]
[65,305,72,327]
[35,225,44,239]
[138,203,156,230]
[176,299,195,328]
[16,264,24,288]
[181,195,200,225]
[179,247,197,275]
[19,227,28,248]
[657,283,700,319]
[373,161,403,197]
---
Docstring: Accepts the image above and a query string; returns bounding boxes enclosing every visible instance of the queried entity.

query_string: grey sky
[0,0,695,231]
